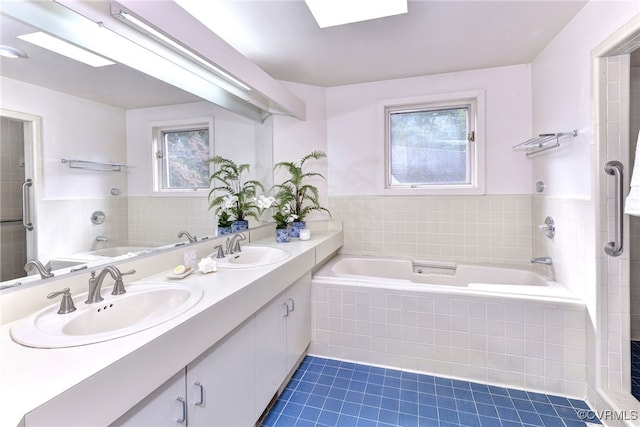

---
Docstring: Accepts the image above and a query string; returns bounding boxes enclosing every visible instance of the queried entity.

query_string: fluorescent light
[113,9,251,93]
[0,45,28,59]
[17,32,114,67]
[305,0,408,28]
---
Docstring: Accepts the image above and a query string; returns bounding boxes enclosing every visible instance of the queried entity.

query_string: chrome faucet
[86,266,136,304]
[24,260,54,279]
[531,256,553,265]
[226,232,247,255]
[177,230,197,243]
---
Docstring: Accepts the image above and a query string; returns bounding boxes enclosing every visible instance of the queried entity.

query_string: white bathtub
[314,255,578,300]
[310,255,588,397]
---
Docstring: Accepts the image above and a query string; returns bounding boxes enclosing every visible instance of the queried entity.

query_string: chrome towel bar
[604,160,624,257]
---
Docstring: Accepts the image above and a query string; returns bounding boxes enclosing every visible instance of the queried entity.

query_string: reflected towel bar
[61,158,127,172]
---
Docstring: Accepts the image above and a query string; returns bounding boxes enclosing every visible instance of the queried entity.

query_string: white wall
[0,77,129,259]
[275,82,330,215]
[0,76,127,200]
[325,64,533,196]
[532,1,640,199]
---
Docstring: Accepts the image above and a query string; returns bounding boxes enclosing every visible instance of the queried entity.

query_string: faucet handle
[213,244,225,259]
[111,268,135,296]
[47,288,77,314]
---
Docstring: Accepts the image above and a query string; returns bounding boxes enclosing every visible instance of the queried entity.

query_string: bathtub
[314,255,577,300]
[310,255,587,397]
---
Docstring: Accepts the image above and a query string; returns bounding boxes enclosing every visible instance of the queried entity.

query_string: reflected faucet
[531,256,553,265]
[177,230,197,243]
[226,232,247,255]
[86,265,136,304]
[24,260,54,279]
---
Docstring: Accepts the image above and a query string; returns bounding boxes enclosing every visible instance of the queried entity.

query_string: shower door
[0,114,36,282]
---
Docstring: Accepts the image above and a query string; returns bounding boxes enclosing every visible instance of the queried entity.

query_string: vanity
[0,225,343,426]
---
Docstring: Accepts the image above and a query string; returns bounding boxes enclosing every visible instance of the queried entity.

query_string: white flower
[255,195,276,209]
[222,195,238,209]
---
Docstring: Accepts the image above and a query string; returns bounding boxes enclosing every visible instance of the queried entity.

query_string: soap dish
[166,268,195,279]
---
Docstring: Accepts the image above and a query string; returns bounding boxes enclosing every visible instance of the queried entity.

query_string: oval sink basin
[11,282,203,348]
[216,246,289,269]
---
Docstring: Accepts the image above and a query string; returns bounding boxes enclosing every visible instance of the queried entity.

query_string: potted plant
[272,202,296,243]
[216,208,233,236]
[273,150,331,238]
[208,155,264,232]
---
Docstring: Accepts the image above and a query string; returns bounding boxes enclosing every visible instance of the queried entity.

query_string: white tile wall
[629,64,640,340]
[37,197,129,261]
[532,197,596,303]
[311,280,588,398]
[328,195,533,265]
[127,197,216,247]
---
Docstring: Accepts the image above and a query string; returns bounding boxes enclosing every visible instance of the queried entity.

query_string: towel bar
[604,160,624,257]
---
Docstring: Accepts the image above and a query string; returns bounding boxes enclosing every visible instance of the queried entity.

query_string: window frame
[378,90,485,196]
[152,117,214,195]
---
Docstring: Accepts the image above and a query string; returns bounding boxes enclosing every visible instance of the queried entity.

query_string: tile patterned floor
[633,341,640,402]
[262,356,601,427]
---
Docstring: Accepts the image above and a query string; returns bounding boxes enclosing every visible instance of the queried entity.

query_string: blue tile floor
[262,356,602,427]
[632,341,640,402]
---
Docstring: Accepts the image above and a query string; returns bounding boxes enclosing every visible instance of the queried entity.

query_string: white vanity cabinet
[255,272,311,415]
[112,318,256,427]
[112,273,311,427]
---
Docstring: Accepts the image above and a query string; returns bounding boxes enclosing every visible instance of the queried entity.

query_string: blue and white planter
[232,220,249,233]
[289,221,306,238]
[217,226,232,236]
[275,228,290,243]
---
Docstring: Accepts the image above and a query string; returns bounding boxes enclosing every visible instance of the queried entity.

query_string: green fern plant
[273,150,331,222]
[208,155,264,222]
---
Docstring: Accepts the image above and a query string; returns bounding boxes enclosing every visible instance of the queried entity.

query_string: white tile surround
[310,281,588,398]
[37,197,129,261]
[127,196,214,247]
[328,195,533,265]
[37,196,221,261]
[317,193,596,400]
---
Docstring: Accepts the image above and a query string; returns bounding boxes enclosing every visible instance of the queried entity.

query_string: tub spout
[531,256,553,265]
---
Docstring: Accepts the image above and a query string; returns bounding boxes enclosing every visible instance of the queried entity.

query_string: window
[381,91,485,195]
[153,121,213,192]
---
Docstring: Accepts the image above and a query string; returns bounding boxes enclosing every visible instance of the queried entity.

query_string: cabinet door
[111,369,187,427]
[187,318,256,427]
[255,291,288,416]
[285,272,311,372]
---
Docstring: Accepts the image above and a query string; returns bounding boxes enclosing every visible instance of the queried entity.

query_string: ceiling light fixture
[17,32,114,67]
[0,45,28,59]
[112,8,251,93]
[304,0,408,28]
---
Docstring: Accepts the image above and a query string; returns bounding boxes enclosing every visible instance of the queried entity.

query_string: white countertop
[0,229,342,427]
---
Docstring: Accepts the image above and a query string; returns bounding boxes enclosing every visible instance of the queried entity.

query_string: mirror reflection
[0,9,274,286]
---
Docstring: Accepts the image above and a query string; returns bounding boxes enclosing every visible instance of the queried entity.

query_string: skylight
[304,0,408,28]
[17,32,115,67]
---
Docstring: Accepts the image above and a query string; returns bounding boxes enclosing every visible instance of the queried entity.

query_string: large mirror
[0,3,274,286]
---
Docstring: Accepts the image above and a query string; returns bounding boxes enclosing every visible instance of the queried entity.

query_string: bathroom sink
[216,246,289,268]
[10,282,203,348]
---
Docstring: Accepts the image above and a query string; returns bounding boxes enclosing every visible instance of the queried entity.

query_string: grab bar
[604,161,624,257]
[21,179,33,231]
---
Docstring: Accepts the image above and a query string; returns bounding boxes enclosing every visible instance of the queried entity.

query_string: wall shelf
[60,158,127,172]
[512,130,577,157]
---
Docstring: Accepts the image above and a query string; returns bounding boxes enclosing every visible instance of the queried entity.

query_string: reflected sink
[216,246,289,269]
[89,246,150,257]
[11,282,203,348]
